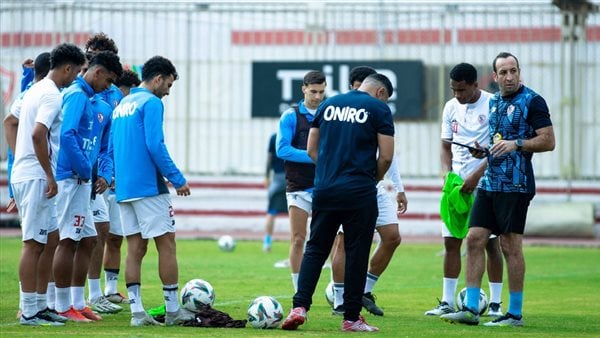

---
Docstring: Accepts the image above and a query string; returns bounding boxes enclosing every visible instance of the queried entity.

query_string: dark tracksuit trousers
[292,196,377,321]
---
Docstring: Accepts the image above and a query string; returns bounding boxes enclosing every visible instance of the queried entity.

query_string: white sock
[163,284,179,312]
[442,277,458,307]
[88,278,102,302]
[127,284,144,313]
[22,292,37,318]
[55,287,71,313]
[104,269,119,295]
[364,272,379,294]
[71,286,86,310]
[36,293,47,312]
[488,282,503,304]
[47,282,56,310]
[19,282,23,311]
[291,273,299,293]
[333,283,344,308]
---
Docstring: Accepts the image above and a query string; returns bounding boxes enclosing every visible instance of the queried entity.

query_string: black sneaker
[37,308,68,323]
[331,305,345,316]
[362,292,384,316]
[487,302,503,317]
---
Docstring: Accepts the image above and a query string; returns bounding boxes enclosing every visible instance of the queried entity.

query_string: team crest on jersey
[97,113,104,123]
[507,104,515,116]
[451,119,458,133]
[478,114,487,125]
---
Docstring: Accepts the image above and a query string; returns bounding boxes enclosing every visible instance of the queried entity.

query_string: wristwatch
[515,139,523,151]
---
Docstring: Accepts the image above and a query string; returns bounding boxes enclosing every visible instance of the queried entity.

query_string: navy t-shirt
[311,90,395,210]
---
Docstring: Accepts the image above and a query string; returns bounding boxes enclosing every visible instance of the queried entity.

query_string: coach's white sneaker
[165,308,195,326]
[131,311,162,327]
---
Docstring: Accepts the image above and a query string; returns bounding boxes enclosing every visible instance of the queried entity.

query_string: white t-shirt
[11,78,63,183]
[440,90,492,179]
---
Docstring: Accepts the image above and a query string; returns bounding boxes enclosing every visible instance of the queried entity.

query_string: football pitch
[0,236,599,337]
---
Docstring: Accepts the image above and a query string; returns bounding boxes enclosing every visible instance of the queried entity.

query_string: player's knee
[384,233,402,248]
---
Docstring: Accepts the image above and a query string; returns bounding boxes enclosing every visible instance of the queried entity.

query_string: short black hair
[141,56,178,82]
[364,73,394,98]
[88,51,123,78]
[115,69,141,88]
[493,52,519,72]
[85,32,118,54]
[34,52,51,79]
[450,63,477,84]
[49,43,86,70]
[349,66,376,85]
[303,70,326,86]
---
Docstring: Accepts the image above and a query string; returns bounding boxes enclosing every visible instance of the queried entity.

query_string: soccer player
[52,51,122,322]
[6,53,70,322]
[441,52,555,327]
[276,70,326,292]
[425,63,504,317]
[82,33,132,313]
[282,73,395,332]
[100,69,141,305]
[111,56,194,327]
[329,66,407,317]
[263,132,287,252]
[4,43,85,326]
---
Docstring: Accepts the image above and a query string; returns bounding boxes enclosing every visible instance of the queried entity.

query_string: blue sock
[508,291,523,317]
[466,287,480,313]
[264,235,272,246]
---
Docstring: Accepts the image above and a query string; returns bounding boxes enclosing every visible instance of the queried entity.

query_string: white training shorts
[92,191,123,236]
[56,178,96,241]
[375,184,399,227]
[119,194,175,239]
[104,191,123,236]
[286,190,312,214]
[92,194,109,223]
[12,179,58,244]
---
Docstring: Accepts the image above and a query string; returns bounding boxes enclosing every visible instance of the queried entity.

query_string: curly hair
[349,66,376,86]
[49,43,86,70]
[115,69,141,88]
[141,56,178,82]
[88,51,123,78]
[85,32,118,54]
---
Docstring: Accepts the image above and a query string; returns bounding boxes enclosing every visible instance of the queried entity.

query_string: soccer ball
[456,287,488,315]
[180,279,215,312]
[218,235,236,252]
[247,296,284,329]
[325,281,334,307]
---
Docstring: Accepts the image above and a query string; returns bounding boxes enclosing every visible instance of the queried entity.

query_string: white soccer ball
[247,296,284,329]
[218,235,236,252]
[456,287,488,315]
[325,281,334,307]
[180,279,215,312]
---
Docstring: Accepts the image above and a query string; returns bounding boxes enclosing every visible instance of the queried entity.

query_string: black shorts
[469,190,534,235]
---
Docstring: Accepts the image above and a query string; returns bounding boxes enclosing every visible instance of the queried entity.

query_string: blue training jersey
[276,100,314,164]
[479,85,552,194]
[111,86,186,202]
[311,90,395,210]
[89,95,114,185]
[56,76,95,181]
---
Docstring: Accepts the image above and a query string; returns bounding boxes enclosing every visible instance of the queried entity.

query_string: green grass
[1,236,599,337]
